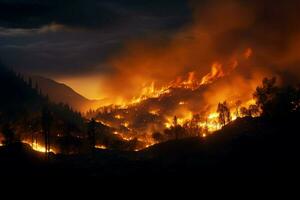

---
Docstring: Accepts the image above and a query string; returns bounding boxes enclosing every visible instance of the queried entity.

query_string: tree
[173,116,179,140]
[217,101,231,127]
[1,124,15,146]
[190,114,201,137]
[28,77,33,88]
[173,116,178,127]
[42,106,53,159]
[152,132,164,143]
[249,104,260,117]
[253,77,300,118]
[254,77,278,117]
[235,100,242,118]
[240,107,250,117]
[87,118,97,153]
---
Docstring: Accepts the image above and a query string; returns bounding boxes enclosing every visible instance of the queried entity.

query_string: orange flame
[201,62,225,85]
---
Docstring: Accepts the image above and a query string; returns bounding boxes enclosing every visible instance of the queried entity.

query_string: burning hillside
[83,0,300,150]
[87,48,261,150]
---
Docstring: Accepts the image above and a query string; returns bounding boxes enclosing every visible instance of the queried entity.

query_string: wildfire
[90,47,261,151]
[200,62,224,85]
[23,140,56,154]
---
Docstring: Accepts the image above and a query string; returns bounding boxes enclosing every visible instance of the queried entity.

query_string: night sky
[0,0,190,75]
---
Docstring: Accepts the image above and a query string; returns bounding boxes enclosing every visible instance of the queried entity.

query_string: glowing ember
[115,115,123,119]
[122,122,130,127]
[179,101,186,105]
[149,109,160,115]
[95,145,107,150]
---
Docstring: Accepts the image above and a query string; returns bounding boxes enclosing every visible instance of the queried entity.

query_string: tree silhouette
[173,116,179,140]
[240,107,250,117]
[1,123,15,146]
[217,101,231,127]
[42,106,53,158]
[249,104,260,117]
[235,100,242,118]
[152,132,164,143]
[87,118,97,153]
[254,77,278,117]
[190,114,201,137]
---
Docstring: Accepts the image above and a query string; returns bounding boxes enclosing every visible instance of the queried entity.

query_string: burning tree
[42,106,53,158]
[87,118,97,153]
[253,77,300,120]
[217,101,231,127]
[254,77,278,117]
[235,100,242,118]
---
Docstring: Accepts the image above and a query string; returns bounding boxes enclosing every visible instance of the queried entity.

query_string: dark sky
[0,0,192,77]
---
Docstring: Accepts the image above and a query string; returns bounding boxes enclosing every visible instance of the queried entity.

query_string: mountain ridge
[31,76,103,112]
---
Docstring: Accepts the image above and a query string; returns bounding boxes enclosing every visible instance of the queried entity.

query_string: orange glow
[115,115,123,119]
[95,145,107,150]
[149,109,160,115]
[244,48,253,59]
[23,140,56,154]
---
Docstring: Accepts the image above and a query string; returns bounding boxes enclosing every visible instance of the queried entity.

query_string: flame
[122,122,130,128]
[129,82,171,105]
[200,62,224,85]
[208,112,219,120]
[149,109,160,115]
[115,115,123,119]
[23,140,56,154]
[95,145,107,150]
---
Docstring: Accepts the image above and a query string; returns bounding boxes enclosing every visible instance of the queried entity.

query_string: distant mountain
[31,76,103,112]
[0,64,84,127]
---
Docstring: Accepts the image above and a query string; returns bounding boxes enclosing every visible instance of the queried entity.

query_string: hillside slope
[32,76,103,112]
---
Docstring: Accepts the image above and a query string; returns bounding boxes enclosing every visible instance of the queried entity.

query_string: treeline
[0,64,139,153]
[0,64,87,153]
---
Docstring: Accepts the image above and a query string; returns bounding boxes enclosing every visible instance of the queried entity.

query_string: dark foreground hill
[1,116,299,177]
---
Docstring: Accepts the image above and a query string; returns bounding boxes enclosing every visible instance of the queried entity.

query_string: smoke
[101,0,300,103]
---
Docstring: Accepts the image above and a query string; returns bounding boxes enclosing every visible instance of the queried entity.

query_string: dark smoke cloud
[100,0,300,102]
[0,0,191,77]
